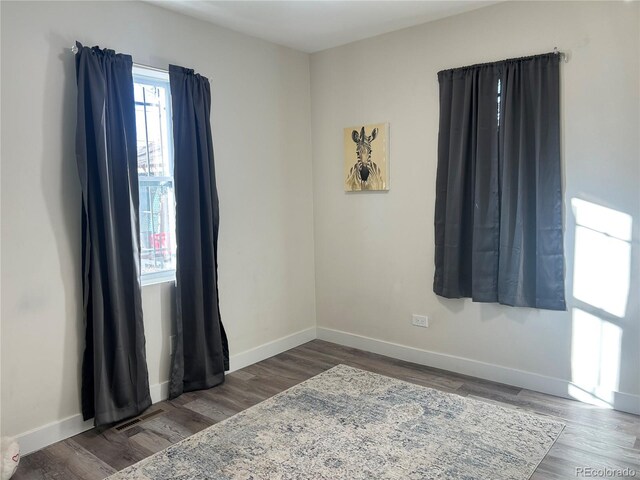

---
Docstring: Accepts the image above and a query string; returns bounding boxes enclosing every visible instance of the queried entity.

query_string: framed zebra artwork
[344,123,389,192]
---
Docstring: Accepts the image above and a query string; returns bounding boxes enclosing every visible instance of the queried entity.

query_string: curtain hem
[182,372,225,394]
[84,395,152,426]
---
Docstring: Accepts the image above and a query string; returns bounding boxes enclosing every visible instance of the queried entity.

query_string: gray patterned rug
[108,364,564,480]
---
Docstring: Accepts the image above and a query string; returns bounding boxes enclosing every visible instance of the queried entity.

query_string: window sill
[141,271,176,287]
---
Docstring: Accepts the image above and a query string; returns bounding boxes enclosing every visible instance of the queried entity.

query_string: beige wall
[310,1,639,398]
[0,1,316,437]
[2,0,639,441]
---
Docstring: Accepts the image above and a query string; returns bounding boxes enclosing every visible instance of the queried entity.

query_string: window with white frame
[133,66,177,286]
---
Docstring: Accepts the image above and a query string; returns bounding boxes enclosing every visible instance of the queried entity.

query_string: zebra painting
[344,123,389,191]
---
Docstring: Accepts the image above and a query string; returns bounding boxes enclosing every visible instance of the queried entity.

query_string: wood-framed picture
[344,122,389,192]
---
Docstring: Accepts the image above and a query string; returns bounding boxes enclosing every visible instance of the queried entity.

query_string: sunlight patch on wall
[570,308,622,405]
[571,198,632,318]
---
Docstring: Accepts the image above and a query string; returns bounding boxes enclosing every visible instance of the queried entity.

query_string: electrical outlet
[412,314,429,328]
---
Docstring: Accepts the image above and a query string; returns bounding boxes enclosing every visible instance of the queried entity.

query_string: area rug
[108,364,564,480]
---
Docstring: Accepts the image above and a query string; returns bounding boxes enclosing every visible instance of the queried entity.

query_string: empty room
[0,1,638,479]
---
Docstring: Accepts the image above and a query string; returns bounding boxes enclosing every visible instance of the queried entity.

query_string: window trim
[141,269,175,287]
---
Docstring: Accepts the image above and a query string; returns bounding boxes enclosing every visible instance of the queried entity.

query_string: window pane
[135,84,172,177]
[135,104,150,175]
[134,70,176,282]
[143,103,165,175]
[139,181,176,275]
[134,83,145,103]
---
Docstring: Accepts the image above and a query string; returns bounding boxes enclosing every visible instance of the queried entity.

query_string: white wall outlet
[412,314,429,328]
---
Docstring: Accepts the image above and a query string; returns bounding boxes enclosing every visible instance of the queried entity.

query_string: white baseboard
[16,415,95,457]
[16,324,638,456]
[17,326,316,455]
[316,327,640,416]
[228,326,317,373]
[149,380,169,405]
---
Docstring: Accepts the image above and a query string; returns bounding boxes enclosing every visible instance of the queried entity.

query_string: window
[434,55,564,309]
[133,66,177,286]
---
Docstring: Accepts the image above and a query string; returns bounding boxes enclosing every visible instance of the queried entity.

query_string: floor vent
[114,408,165,432]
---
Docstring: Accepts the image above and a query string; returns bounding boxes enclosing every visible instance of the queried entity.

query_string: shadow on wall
[568,198,636,409]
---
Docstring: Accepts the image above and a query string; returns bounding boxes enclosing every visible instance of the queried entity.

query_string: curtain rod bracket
[553,46,568,63]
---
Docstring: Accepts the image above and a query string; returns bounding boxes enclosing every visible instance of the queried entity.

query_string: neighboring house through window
[133,66,176,285]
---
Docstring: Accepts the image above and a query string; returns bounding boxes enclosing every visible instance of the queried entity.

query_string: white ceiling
[147,1,499,53]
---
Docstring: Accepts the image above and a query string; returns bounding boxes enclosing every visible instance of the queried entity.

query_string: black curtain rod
[438,47,567,76]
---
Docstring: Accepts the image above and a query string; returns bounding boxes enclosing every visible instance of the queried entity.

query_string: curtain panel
[434,53,566,311]
[169,65,229,399]
[74,42,151,425]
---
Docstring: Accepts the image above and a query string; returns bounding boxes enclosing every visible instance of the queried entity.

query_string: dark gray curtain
[169,65,229,399]
[75,42,151,425]
[434,53,565,310]
[498,54,565,309]
[434,64,501,301]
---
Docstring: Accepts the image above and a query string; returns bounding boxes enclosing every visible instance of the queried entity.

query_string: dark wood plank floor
[14,340,640,479]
